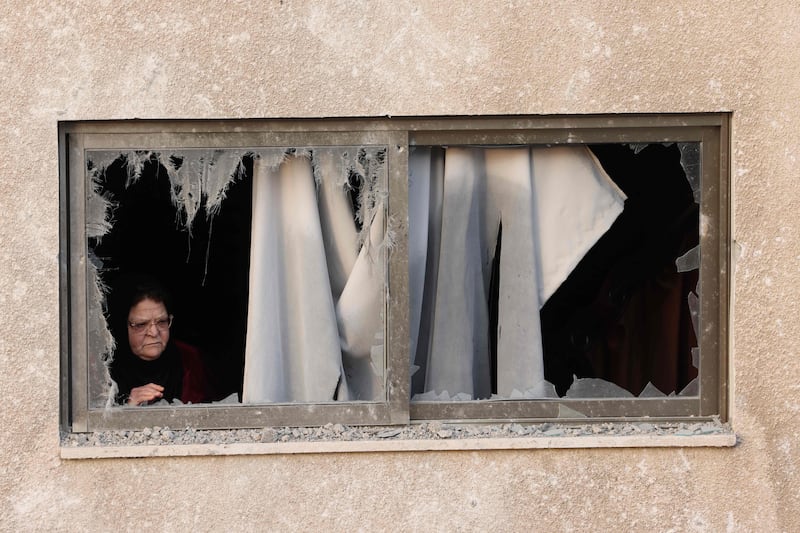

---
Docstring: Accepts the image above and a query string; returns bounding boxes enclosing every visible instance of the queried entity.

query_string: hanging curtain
[242,151,386,403]
[409,146,627,399]
[241,145,624,404]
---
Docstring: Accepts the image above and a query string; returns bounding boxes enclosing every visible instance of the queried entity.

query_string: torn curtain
[242,152,386,403]
[409,146,626,399]
[241,145,625,404]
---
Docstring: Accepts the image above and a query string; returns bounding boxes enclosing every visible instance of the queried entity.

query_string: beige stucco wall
[1,1,799,530]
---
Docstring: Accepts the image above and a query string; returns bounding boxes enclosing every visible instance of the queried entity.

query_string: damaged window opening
[60,115,729,433]
[410,143,699,402]
[87,146,388,408]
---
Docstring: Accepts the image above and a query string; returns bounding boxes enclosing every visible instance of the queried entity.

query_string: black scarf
[110,341,183,405]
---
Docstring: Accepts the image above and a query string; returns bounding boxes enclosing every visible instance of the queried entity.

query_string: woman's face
[127,298,171,361]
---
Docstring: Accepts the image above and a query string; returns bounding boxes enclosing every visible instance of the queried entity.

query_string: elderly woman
[109,277,207,406]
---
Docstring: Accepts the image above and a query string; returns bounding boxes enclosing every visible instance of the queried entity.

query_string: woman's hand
[127,383,165,406]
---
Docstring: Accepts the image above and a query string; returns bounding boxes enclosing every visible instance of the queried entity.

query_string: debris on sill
[61,419,731,448]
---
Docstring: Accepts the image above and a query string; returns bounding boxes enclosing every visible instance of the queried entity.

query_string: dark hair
[127,277,173,315]
[107,273,173,339]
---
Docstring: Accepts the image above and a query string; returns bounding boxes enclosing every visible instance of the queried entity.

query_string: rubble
[61,419,731,448]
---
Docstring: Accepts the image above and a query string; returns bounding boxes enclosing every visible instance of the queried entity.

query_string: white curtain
[410,146,626,399]
[242,145,625,404]
[242,152,385,403]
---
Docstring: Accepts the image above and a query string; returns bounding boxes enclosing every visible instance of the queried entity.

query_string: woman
[109,277,206,406]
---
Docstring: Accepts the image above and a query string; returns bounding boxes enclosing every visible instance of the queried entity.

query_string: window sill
[60,422,736,459]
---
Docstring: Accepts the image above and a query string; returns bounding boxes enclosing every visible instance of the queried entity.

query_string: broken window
[85,146,388,408]
[411,144,699,400]
[60,115,729,432]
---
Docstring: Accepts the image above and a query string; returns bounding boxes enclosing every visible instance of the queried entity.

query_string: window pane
[409,143,700,401]
[86,146,388,408]
[63,115,726,432]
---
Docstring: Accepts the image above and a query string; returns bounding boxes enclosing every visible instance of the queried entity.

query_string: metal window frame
[59,114,729,432]
[407,114,729,423]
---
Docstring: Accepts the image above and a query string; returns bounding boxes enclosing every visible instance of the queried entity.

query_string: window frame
[407,114,729,423]
[60,120,411,432]
[59,114,729,433]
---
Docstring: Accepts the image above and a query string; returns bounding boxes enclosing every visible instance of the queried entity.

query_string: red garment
[175,340,208,404]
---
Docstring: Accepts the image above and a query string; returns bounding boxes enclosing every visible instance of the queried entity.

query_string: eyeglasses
[127,315,173,333]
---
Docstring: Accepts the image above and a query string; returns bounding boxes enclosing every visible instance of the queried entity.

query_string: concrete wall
[2,1,798,530]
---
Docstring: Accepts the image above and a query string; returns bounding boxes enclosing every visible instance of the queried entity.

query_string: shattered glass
[678,142,702,204]
[86,146,388,408]
[411,142,703,401]
[84,138,705,408]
